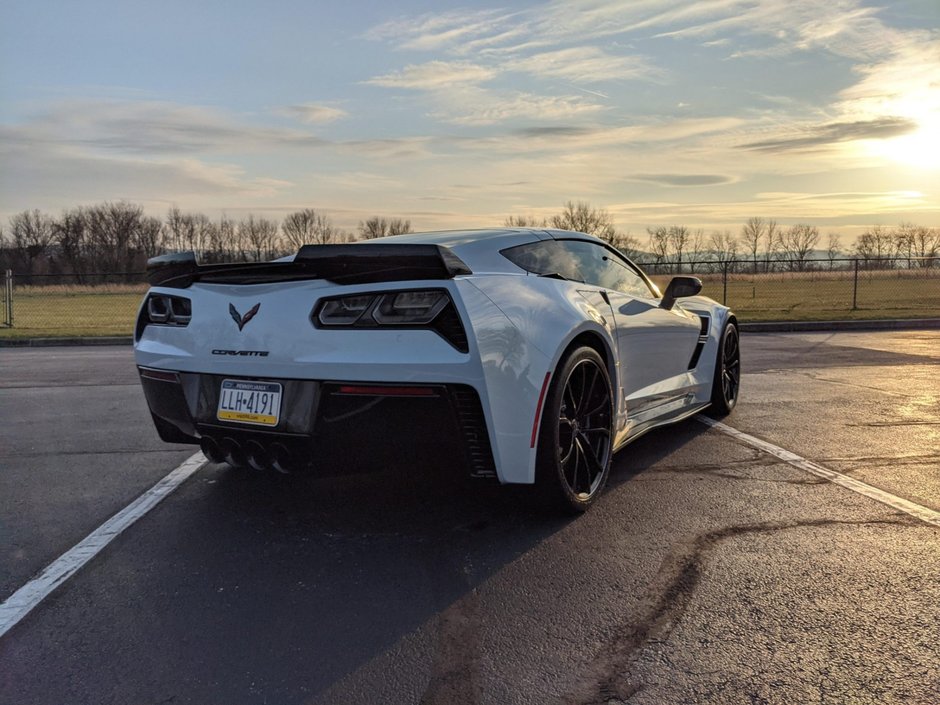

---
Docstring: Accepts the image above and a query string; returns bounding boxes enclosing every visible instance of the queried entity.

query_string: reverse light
[137,293,192,339]
[313,289,468,352]
[317,295,373,325]
[373,291,448,324]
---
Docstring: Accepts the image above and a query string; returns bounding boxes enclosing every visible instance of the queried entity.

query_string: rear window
[500,241,582,281]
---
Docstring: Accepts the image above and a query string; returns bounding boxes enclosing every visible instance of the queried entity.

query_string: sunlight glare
[868,120,940,170]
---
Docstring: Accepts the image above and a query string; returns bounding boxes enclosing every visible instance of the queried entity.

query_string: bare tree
[611,232,643,261]
[357,216,412,240]
[550,201,616,243]
[667,226,691,273]
[238,215,280,261]
[780,224,819,271]
[284,208,343,247]
[163,208,215,254]
[765,219,779,269]
[212,215,239,262]
[910,226,940,267]
[9,209,55,274]
[854,225,894,267]
[646,226,670,266]
[83,202,150,273]
[710,230,738,270]
[163,207,187,252]
[504,214,548,228]
[136,216,164,260]
[54,208,88,281]
[687,228,707,272]
[740,217,766,273]
[826,232,842,270]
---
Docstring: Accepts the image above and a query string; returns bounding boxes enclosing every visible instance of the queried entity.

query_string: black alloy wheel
[536,346,614,513]
[708,321,740,416]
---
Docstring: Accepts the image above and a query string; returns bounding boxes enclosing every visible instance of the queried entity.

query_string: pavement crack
[647,464,826,486]
[781,370,919,398]
[560,517,911,705]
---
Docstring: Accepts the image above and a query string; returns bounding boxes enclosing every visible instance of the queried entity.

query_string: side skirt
[612,402,710,453]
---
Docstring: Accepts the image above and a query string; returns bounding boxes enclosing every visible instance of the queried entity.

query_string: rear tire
[708,320,740,417]
[534,347,614,514]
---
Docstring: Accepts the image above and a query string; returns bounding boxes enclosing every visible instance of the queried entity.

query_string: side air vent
[450,386,497,479]
[687,315,711,369]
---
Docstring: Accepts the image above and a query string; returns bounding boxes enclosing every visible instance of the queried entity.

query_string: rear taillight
[313,289,468,352]
[136,293,192,339]
[372,291,448,324]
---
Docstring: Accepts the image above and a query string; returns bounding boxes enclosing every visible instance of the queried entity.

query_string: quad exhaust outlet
[200,435,295,474]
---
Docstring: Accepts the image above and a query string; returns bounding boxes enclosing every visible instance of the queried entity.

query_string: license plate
[217,379,282,427]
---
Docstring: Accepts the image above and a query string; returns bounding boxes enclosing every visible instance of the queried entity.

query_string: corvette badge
[229,303,260,331]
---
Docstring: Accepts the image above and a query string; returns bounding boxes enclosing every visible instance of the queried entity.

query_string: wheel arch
[559,329,616,390]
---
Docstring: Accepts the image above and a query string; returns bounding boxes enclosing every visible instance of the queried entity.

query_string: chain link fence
[0,257,938,339]
[1,272,147,339]
[643,257,940,321]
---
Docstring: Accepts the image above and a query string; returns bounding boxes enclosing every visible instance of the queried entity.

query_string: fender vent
[449,386,497,479]
[687,315,710,369]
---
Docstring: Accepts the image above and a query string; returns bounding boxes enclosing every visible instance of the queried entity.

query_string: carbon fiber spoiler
[146,244,472,288]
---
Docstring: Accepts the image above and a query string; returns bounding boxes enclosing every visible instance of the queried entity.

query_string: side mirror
[660,276,702,310]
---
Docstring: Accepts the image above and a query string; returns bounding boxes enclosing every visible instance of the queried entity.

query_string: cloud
[8,100,329,156]
[514,126,596,139]
[364,61,497,90]
[278,103,348,124]
[434,91,605,126]
[835,33,940,121]
[629,173,735,186]
[739,117,918,153]
[0,138,293,214]
[363,9,517,51]
[506,47,661,83]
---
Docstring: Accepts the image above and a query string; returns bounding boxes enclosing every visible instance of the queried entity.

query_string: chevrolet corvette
[134,228,739,512]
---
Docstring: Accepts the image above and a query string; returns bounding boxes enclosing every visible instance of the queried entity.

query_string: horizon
[1,0,938,241]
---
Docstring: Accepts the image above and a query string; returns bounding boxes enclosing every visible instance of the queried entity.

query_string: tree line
[506,204,939,273]
[0,203,413,280]
[1,200,937,279]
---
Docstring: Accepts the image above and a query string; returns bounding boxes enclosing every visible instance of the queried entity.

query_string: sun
[869,120,940,170]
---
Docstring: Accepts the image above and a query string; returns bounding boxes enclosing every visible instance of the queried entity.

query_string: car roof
[369,228,605,273]
[375,227,603,246]
[354,227,607,274]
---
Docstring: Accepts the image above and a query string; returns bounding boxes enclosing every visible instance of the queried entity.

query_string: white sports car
[135,228,739,512]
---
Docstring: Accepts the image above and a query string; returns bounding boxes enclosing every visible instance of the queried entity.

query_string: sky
[1,0,938,241]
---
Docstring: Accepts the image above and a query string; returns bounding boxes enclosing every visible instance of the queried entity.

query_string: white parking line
[0,452,207,639]
[697,417,940,528]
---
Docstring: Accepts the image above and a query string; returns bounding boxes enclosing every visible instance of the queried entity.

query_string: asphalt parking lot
[1,330,938,705]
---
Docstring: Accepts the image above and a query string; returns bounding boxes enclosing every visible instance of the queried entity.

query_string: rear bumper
[138,367,497,478]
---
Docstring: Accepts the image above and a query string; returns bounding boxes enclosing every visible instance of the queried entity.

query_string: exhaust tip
[244,440,269,471]
[220,437,246,469]
[200,436,226,464]
[270,443,294,474]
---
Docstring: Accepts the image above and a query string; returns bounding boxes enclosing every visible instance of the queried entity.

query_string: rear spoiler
[146,244,473,288]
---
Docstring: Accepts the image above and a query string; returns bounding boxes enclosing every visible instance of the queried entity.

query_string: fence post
[722,262,729,306]
[4,270,12,327]
[852,259,859,310]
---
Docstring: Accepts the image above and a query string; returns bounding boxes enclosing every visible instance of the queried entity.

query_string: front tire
[708,320,740,416]
[535,346,614,514]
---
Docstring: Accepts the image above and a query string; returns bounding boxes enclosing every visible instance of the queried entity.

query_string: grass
[0,285,147,339]
[1,272,938,338]
[649,269,940,322]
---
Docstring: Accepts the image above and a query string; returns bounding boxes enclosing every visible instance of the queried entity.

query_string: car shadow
[77,418,712,704]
